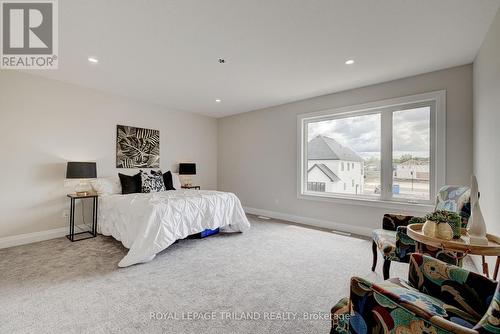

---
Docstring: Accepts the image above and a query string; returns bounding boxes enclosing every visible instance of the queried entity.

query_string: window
[393,107,430,201]
[298,91,445,206]
[305,113,381,197]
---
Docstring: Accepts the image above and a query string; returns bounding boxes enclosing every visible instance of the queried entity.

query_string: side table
[407,223,500,279]
[67,193,98,242]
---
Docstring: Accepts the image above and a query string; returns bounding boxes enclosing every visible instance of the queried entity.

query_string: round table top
[407,223,500,256]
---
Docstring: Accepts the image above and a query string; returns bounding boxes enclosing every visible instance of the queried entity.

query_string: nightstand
[66,193,98,242]
[181,185,200,190]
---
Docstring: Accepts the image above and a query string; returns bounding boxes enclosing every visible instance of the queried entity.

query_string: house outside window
[298,91,446,207]
[307,181,326,192]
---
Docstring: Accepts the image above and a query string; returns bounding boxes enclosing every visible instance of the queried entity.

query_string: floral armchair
[331,253,500,334]
[372,186,471,279]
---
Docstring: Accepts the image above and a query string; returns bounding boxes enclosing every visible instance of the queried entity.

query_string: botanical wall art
[116,125,160,168]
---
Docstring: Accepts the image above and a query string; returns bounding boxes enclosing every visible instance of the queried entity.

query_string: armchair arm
[349,276,475,334]
[395,226,416,262]
[330,298,350,334]
[473,284,500,333]
[409,254,498,322]
[382,213,414,231]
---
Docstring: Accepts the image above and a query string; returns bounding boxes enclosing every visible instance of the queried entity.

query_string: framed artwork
[116,125,160,168]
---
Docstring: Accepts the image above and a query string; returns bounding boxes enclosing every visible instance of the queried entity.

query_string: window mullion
[380,110,393,201]
[302,120,308,195]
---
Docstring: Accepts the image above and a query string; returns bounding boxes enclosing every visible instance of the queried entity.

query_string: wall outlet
[62,210,69,218]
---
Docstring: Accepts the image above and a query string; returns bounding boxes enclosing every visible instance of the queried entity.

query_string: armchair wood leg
[482,256,490,278]
[371,240,377,271]
[494,257,500,281]
[383,259,391,280]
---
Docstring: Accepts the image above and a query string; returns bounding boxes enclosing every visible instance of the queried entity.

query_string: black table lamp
[66,162,97,196]
[179,163,196,186]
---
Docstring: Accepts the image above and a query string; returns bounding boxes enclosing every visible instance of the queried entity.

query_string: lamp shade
[66,162,97,179]
[179,163,196,175]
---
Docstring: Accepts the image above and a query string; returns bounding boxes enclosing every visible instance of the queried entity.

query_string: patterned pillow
[141,170,166,193]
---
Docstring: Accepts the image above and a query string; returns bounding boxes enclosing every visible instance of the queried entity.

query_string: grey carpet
[0,216,473,334]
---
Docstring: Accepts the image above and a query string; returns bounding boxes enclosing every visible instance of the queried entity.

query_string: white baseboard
[243,206,373,237]
[0,223,95,249]
[0,227,67,249]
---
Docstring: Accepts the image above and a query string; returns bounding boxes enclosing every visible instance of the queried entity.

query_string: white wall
[218,65,473,234]
[0,71,218,238]
[473,9,500,238]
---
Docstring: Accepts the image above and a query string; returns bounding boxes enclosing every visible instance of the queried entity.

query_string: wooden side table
[67,193,98,242]
[407,223,500,279]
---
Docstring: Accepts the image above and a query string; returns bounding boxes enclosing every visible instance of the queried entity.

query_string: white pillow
[171,172,182,190]
[91,176,122,196]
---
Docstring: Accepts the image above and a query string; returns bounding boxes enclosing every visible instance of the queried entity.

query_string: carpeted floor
[0,216,472,334]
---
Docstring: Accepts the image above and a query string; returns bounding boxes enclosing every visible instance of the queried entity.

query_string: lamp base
[181,176,193,187]
[75,191,90,196]
[75,180,92,197]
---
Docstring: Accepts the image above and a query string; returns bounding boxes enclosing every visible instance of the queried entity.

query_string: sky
[308,107,430,159]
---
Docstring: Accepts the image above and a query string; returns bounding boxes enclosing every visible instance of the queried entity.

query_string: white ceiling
[32,0,500,117]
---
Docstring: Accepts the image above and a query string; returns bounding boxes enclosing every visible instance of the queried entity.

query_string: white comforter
[98,190,250,267]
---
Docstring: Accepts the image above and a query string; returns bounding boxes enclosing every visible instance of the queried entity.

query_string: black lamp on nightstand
[66,162,97,196]
[179,163,196,187]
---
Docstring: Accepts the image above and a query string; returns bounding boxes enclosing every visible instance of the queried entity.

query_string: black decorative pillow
[162,171,175,190]
[118,172,142,194]
[141,170,166,193]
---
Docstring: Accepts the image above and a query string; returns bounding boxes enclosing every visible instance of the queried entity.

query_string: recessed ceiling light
[215,99,222,103]
[345,59,355,65]
[88,57,99,63]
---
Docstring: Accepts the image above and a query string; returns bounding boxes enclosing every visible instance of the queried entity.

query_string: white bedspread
[98,190,250,267]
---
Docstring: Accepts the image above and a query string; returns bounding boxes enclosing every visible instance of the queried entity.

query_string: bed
[96,188,250,267]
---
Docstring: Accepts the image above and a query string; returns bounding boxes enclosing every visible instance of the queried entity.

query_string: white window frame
[297,90,446,212]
